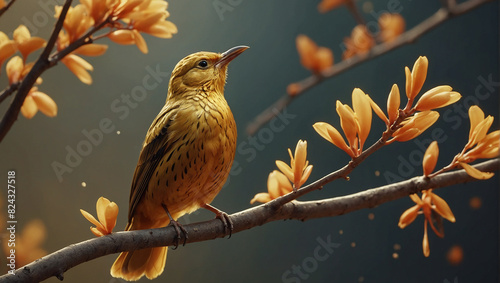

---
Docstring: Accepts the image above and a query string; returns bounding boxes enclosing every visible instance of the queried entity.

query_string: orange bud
[407,56,428,99]
[414,85,461,111]
[296,34,317,71]
[337,101,358,144]
[422,141,438,176]
[352,88,371,150]
[379,13,405,42]
[387,84,400,124]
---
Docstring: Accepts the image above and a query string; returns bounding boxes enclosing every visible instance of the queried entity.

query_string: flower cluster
[55,0,177,84]
[398,189,455,257]
[251,140,313,204]
[1,26,57,119]
[81,196,119,237]
[313,56,462,158]
[422,106,499,179]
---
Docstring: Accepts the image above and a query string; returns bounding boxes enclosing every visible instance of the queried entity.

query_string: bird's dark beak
[216,46,249,68]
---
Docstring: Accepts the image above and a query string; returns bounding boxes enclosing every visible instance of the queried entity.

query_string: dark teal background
[0,0,498,282]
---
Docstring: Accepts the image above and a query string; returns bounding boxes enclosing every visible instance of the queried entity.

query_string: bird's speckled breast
[143,92,237,224]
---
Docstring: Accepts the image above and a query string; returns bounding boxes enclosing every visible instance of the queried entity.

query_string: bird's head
[168,46,248,99]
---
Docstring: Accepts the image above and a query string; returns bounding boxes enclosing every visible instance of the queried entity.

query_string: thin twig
[246,0,493,136]
[0,0,17,18]
[0,83,19,104]
[0,0,73,143]
[0,158,497,283]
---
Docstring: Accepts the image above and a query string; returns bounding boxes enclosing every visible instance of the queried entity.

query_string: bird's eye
[198,60,208,68]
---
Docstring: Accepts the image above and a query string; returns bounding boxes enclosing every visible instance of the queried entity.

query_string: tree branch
[0,0,17,18]
[0,0,73,143]
[245,0,493,136]
[1,158,497,283]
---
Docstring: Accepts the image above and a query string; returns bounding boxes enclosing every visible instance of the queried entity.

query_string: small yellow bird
[110,46,248,281]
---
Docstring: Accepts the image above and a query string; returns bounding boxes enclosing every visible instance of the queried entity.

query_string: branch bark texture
[1,158,498,283]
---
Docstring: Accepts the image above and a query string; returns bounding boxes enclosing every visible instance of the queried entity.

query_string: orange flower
[453,106,499,179]
[342,25,375,59]
[275,139,313,190]
[386,84,401,125]
[390,111,439,142]
[107,0,177,54]
[296,34,333,73]
[80,0,115,24]
[414,85,461,111]
[2,219,47,268]
[21,87,58,119]
[81,196,119,237]
[405,56,428,101]
[379,13,405,42]
[250,170,293,204]
[314,88,372,157]
[398,190,455,257]
[318,0,345,13]
[13,25,46,61]
[0,32,17,68]
[422,141,439,176]
[55,4,95,43]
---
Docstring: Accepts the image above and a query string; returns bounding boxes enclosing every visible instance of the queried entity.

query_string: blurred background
[0,0,498,282]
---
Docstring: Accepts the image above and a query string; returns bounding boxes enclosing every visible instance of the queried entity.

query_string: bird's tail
[110,222,168,281]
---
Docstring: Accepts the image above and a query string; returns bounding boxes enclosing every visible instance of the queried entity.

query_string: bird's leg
[202,203,234,238]
[161,203,188,248]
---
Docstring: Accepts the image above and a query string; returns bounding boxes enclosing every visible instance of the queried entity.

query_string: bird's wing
[127,103,180,222]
